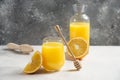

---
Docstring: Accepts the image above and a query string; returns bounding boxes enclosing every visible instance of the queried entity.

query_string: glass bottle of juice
[70,3,90,47]
[42,37,65,71]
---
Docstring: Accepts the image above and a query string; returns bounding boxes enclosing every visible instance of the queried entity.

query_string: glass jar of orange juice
[70,3,90,49]
[42,37,65,71]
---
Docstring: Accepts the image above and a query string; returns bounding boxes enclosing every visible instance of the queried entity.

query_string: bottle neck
[73,3,86,15]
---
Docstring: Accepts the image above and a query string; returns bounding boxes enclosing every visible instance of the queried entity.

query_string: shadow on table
[35,68,58,74]
[20,68,58,75]
[65,69,78,72]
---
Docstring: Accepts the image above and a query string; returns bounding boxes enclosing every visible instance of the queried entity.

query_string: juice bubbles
[42,37,65,71]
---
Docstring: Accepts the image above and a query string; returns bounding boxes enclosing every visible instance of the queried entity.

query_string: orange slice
[24,51,42,73]
[68,37,88,59]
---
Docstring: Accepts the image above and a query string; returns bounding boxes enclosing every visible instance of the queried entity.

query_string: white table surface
[0,46,120,80]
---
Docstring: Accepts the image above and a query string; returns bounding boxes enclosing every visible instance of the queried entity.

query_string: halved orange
[68,37,88,59]
[24,51,42,74]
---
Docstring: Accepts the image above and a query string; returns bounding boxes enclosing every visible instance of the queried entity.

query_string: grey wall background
[0,0,120,45]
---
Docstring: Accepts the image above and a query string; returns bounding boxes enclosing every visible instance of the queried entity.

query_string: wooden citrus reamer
[54,25,81,70]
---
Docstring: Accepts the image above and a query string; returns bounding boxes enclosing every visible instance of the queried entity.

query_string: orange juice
[70,22,90,44]
[42,42,65,71]
[69,3,90,58]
